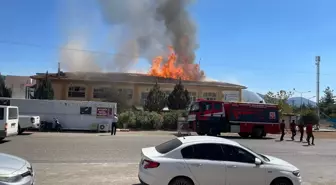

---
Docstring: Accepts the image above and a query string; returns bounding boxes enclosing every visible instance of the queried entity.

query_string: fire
[148,47,202,81]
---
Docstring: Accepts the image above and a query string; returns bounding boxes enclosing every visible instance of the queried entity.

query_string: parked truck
[0,98,117,131]
[187,99,280,138]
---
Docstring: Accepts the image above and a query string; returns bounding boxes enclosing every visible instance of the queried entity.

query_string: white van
[18,115,40,134]
[0,106,19,141]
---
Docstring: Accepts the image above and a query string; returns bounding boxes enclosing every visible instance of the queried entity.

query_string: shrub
[300,111,319,125]
[162,110,188,130]
[118,111,136,128]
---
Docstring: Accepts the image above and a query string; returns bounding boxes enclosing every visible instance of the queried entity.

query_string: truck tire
[251,127,263,139]
[18,125,24,135]
[238,132,250,138]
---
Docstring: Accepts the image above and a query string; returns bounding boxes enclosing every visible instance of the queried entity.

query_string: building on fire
[30,71,246,107]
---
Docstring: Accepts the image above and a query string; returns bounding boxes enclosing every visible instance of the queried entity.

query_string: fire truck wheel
[251,127,264,138]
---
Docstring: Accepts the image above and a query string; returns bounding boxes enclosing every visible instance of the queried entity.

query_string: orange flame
[148,47,201,81]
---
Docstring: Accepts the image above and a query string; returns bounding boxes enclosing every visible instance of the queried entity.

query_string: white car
[138,136,302,185]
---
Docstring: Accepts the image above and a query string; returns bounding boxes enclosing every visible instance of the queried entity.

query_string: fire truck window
[201,102,212,111]
[214,103,222,110]
[190,103,200,112]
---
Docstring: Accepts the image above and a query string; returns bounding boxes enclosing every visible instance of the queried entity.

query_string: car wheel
[271,178,292,185]
[169,177,194,185]
[251,127,263,138]
[18,125,24,135]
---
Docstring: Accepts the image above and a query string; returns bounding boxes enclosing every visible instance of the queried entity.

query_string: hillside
[256,93,316,107]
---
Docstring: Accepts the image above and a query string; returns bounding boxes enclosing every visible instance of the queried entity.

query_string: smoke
[60,0,199,76]
[97,0,198,68]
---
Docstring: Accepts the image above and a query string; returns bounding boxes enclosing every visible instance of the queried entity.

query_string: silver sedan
[0,153,35,185]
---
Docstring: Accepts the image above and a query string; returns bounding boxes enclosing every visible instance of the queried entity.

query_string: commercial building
[30,72,246,106]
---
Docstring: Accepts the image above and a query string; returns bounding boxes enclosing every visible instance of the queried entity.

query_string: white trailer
[0,98,117,131]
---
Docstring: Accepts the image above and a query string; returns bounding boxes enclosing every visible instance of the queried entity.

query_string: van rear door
[5,107,19,136]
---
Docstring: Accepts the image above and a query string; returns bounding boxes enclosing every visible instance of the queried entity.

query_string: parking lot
[0,131,335,185]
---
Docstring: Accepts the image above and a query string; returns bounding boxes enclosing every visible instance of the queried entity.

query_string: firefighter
[298,121,305,142]
[290,120,297,141]
[306,122,315,145]
[280,120,286,141]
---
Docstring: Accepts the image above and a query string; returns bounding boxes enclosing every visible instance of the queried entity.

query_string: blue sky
[0,0,335,99]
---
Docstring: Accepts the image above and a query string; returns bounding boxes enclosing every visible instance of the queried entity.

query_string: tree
[103,87,130,112]
[264,90,293,116]
[144,82,166,112]
[33,72,54,99]
[0,75,12,97]
[167,79,191,110]
[319,86,335,116]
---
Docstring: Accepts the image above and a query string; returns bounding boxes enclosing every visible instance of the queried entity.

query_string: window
[203,92,217,101]
[181,144,225,161]
[68,86,86,98]
[214,102,222,110]
[120,89,133,100]
[80,107,92,115]
[189,92,197,102]
[8,108,18,120]
[0,108,4,120]
[141,92,149,105]
[222,145,256,164]
[201,102,212,111]
[93,87,109,99]
[155,138,183,154]
[189,102,200,112]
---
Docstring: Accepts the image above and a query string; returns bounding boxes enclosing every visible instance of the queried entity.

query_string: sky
[0,0,335,99]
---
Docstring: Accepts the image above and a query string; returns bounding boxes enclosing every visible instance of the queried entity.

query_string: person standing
[290,120,297,141]
[111,113,118,135]
[280,120,286,141]
[306,122,315,145]
[298,122,304,142]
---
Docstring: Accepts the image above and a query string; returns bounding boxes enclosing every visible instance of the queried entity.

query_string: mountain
[287,97,316,107]
[256,93,316,107]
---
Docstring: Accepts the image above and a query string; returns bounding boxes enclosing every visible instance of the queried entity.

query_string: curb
[116,129,130,132]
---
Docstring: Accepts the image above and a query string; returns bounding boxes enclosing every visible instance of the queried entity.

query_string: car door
[222,145,266,185]
[181,143,226,185]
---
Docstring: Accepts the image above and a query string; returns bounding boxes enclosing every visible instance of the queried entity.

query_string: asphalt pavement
[0,131,335,185]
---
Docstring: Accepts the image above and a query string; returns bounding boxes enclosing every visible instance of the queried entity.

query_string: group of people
[280,119,315,145]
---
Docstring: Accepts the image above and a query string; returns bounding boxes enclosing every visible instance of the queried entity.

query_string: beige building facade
[31,72,246,106]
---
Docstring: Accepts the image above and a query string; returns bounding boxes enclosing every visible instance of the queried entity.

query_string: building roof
[31,72,246,89]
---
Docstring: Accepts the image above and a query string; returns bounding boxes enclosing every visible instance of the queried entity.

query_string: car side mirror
[255,158,262,165]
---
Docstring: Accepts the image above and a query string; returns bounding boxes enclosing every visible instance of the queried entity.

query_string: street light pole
[293,88,311,115]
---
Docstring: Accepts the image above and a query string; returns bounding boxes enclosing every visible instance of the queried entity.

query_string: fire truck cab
[188,99,280,138]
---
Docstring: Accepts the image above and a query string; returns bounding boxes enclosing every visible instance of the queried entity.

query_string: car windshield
[241,144,270,162]
[155,138,183,154]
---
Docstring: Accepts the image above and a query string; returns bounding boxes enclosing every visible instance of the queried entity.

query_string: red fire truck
[187,99,280,138]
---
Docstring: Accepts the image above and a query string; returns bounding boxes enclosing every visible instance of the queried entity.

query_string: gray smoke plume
[97,0,199,69]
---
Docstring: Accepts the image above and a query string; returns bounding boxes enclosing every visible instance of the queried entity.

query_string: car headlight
[0,175,23,182]
[292,170,300,177]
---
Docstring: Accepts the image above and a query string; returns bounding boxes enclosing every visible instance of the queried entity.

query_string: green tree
[103,87,130,112]
[144,82,166,112]
[264,90,293,116]
[33,72,54,99]
[167,79,191,110]
[319,86,335,116]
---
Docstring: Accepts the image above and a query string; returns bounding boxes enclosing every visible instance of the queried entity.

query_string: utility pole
[315,56,320,120]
